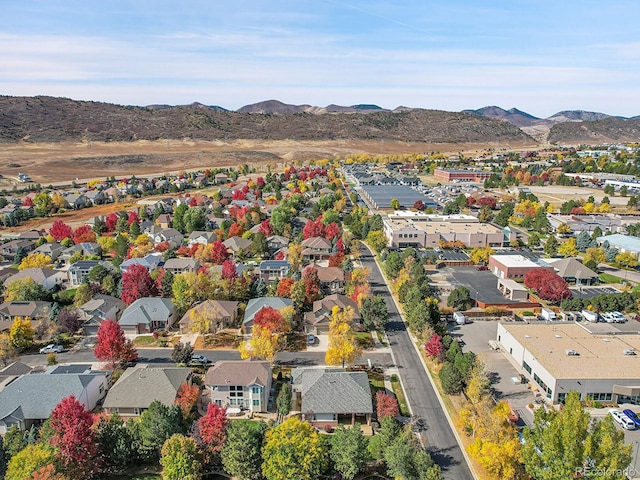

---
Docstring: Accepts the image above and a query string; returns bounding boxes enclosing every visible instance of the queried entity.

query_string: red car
[476,265,488,271]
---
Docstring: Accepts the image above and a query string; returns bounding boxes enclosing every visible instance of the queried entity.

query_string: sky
[1,1,640,117]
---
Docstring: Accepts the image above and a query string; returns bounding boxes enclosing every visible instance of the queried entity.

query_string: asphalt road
[360,246,474,480]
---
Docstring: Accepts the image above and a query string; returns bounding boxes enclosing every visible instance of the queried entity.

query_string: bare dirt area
[0,138,536,184]
[526,185,630,207]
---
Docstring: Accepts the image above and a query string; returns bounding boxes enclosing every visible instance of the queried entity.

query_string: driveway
[360,245,474,480]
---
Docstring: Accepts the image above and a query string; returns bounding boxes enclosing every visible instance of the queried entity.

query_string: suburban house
[64,193,89,210]
[304,294,361,335]
[179,300,239,334]
[0,239,35,259]
[0,365,109,433]
[155,214,173,229]
[0,268,18,285]
[205,360,271,413]
[243,297,293,335]
[58,243,101,266]
[223,236,253,257]
[78,294,127,335]
[32,242,65,261]
[163,257,201,275]
[119,297,178,334]
[214,173,229,184]
[267,235,290,255]
[4,268,65,291]
[119,254,163,274]
[315,266,346,294]
[0,301,53,331]
[291,368,373,428]
[259,260,291,284]
[68,260,107,286]
[545,257,599,285]
[187,231,217,246]
[84,189,106,206]
[102,365,192,417]
[146,227,184,249]
[301,237,333,262]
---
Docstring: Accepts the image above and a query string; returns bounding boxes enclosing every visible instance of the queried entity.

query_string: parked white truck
[540,308,557,321]
[453,312,467,325]
[581,310,599,323]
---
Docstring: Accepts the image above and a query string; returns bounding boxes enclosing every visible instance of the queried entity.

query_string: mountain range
[1,95,640,145]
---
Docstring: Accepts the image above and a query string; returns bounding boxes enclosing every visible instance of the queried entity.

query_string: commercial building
[433,169,492,183]
[596,234,640,257]
[359,185,437,210]
[497,322,640,404]
[488,254,553,280]
[383,212,514,249]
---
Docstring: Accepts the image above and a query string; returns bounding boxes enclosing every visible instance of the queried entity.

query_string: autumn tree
[262,417,328,480]
[276,277,294,298]
[584,414,633,479]
[9,317,34,349]
[18,253,52,270]
[3,277,49,302]
[221,420,267,480]
[49,395,99,479]
[49,220,73,241]
[366,230,387,253]
[192,403,227,464]
[558,237,579,257]
[121,263,157,305]
[0,334,17,367]
[175,383,199,419]
[424,333,444,361]
[5,445,55,480]
[325,306,361,367]
[73,225,97,244]
[160,434,202,480]
[469,246,494,265]
[94,319,138,368]
[376,391,399,419]
[239,326,280,361]
[208,240,230,265]
[524,269,571,303]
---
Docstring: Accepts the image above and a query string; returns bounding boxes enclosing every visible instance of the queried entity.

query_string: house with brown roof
[102,365,193,417]
[304,294,361,335]
[545,257,599,286]
[223,236,253,257]
[205,360,271,413]
[315,266,346,294]
[301,237,332,262]
[163,257,201,275]
[1,240,35,259]
[179,300,239,334]
[0,301,52,332]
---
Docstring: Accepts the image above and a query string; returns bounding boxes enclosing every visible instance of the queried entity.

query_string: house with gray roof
[119,254,163,275]
[67,260,109,286]
[291,368,373,429]
[187,231,217,246]
[102,365,192,417]
[78,294,127,335]
[243,297,293,334]
[0,239,35,259]
[204,360,271,413]
[259,260,290,284]
[119,297,177,334]
[4,268,65,291]
[0,366,108,433]
[545,257,599,286]
[163,257,201,275]
[33,242,65,261]
[223,236,253,256]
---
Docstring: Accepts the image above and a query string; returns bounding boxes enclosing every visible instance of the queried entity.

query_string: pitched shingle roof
[205,360,271,387]
[243,297,293,326]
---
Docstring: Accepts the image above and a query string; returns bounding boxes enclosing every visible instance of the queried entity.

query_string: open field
[0,139,536,185]
[526,185,630,207]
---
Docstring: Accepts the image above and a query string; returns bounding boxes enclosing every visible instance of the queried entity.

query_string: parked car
[476,265,488,271]
[190,354,211,365]
[39,344,63,354]
[609,408,637,430]
[307,333,316,346]
[623,409,640,428]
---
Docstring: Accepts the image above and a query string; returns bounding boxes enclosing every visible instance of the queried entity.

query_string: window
[251,386,261,394]
[558,393,567,404]
[99,384,104,395]
[133,408,141,416]
[253,399,260,406]
[215,399,222,407]
[617,394,640,405]
[523,361,532,374]
[229,386,244,398]
[588,392,613,402]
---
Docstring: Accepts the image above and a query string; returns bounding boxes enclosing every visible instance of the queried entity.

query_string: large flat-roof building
[433,169,492,183]
[497,322,640,404]
[383,212,514,249]
[359,185,437,210]
[596,234,640,257]
[488,254,553,280]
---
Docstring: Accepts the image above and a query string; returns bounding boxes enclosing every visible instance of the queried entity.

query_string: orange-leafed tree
[175,383,199,419]
[276,277,294,298]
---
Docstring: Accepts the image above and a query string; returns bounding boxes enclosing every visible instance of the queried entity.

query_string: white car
[39,344,63,354]
[609,408,636,430]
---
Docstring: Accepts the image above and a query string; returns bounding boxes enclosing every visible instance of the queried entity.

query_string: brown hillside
[548,117,640,144]
[0,95,534,144]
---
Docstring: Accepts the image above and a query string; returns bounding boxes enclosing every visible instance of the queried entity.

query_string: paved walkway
[179,333,200,346]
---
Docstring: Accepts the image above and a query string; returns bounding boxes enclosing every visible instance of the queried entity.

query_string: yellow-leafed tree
[239,326,280,362]
[18,253,52,271]
[325,305,361,368]
[9,316,34,349]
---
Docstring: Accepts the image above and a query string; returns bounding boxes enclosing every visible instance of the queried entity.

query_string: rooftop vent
[565,349,578,356]
[623,349,636,356]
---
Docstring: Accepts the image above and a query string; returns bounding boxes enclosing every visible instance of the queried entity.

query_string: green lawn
[368,371,385,393]
[133,336,170,347]
[355,331,374,349]
[390,374,410,417]
[599,273,624,284]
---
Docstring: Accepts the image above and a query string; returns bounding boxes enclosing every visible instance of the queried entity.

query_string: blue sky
[1,0,639,117]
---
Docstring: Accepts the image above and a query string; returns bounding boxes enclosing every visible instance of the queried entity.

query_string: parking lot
[445,266,525,306]
[436,249,470,261]
[570,286,621,299]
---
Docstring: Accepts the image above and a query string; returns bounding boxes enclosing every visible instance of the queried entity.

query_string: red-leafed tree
[328,252,345,267]
[121,263,157,305]
[276,277,294,298]
[302,218,325,239]
[127,211,140,225]
[23,196,34,207]
[73,225,97,244]
[49,220,73,241]
[524,269,572,303]
[466,196,477,206]
[209,240,230,265]
[105,213,119,232]
[231,189,246,201]
[413,200,425,210]
[477,197,497,209]
[221,259,238,280]
[49,395,99,479]
[227,223,244,238]
[424,333,444,359]
[155,241,170,252]
[258,219,273,236]
[94,319,138,367]
[376,391,399,419]
[175,383,199,419]
[275,251,285,260]
[194,403,228,460]
[302,266,321,305]
[256,176,265,188]
[324,222,341,241]
[253,306,289,333]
